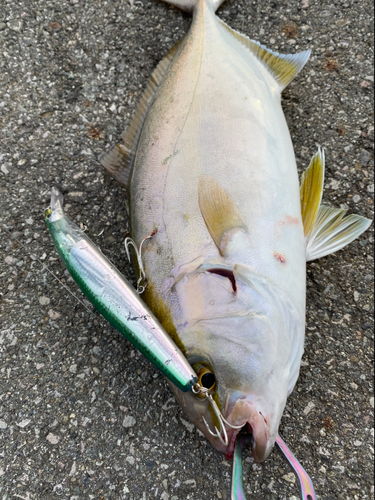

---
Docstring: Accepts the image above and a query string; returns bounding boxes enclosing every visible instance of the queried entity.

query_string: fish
[99,0,372,462]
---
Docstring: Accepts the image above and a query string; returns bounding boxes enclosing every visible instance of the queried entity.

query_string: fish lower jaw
[224,407,269,462]
[225,423,252,460]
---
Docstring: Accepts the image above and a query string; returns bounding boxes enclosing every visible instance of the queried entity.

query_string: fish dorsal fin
[300,148,325,237]
[306,206,372,262]
[198,175,246,255]
[99,37,184,187]
[300,149,372,261]
[219,20,311,91]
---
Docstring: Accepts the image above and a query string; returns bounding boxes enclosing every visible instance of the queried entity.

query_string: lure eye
[198,368,216,391]
[45,208,53,219]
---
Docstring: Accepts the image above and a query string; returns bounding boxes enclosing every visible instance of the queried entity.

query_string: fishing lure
[44,187,197,393]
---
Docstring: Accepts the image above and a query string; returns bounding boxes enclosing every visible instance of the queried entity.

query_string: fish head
[171,263,301,461]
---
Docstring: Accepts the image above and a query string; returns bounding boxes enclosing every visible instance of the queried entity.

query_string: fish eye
[197,367,216,391]
[201,371,216,389]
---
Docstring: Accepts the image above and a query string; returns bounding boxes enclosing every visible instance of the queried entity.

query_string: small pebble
[282,472,296,483]
[122,416,136,428]
[17,419,30,428]
[48,309,61,319]
[7,19,24,32]
[303,401,315,415]
[46,433,60,444]
[39,296,50,306]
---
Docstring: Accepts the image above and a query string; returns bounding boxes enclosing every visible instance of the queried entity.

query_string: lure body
[45,188,197,393]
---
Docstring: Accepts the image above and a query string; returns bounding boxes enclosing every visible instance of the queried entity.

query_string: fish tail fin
[159,0,225,14]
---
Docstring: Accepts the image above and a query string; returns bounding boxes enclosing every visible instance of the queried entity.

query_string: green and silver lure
[44,187,197,393]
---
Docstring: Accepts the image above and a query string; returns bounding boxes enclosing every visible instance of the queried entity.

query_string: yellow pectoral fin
[198,175,246,256]
[300,148,325,237]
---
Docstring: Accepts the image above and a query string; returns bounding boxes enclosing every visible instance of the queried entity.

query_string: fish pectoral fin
[198,175,246,256]
[301,149,372,261]
[219,20,311,91]
[99,36,185,188]
[300,148,325,237]
[306,205,372,262]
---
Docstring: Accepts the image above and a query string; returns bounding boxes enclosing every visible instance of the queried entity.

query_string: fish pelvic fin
[99,36,185,188]
[301,149,372,261]
[219,20,311,91]
[198,175,246,256]
[159,0,226,14]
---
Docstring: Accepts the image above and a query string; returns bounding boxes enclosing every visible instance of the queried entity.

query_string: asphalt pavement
[0,0,374,499]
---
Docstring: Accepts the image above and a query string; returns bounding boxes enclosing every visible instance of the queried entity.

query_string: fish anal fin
[219,20,311,91]
[306,206,372,261]
[99,36,185,188]
[301,149,372,261]
[300,148,325,237]
[198,175,246,255]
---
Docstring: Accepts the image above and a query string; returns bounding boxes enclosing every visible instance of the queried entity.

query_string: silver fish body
[131,0,305,460]
[100,0,372,461]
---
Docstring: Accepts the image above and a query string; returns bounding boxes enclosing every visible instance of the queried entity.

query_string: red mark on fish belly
[274,215,300,239]
[273,252,287,264]
[284,215,299,225]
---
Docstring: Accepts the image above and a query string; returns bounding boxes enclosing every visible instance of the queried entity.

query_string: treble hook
[192,385,243,447]
[124,229,157,294]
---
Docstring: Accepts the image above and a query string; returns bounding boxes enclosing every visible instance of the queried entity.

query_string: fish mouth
[224,399,269,462]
